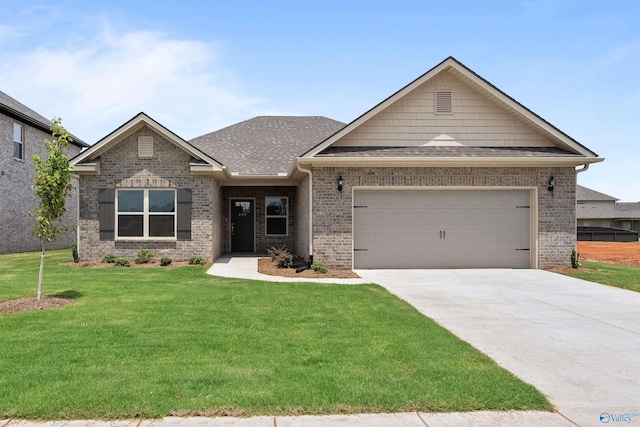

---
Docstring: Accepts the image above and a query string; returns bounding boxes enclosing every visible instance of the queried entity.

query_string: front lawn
[560,261,640,293]
[0,250,551,419]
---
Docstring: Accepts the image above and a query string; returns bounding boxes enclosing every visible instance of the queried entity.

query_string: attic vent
[138,136,153,159]
[435,91,453,114]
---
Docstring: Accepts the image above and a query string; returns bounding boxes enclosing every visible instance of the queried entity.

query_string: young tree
[31,118,74,300]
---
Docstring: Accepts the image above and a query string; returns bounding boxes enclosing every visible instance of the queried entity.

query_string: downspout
[296,162,313,260]
[576,164,590,174]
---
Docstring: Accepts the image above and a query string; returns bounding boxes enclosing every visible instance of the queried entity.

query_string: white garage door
[353,189,532,269]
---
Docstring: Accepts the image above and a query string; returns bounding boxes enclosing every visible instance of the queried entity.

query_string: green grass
[0,250,551,419]
[561,261,640,292]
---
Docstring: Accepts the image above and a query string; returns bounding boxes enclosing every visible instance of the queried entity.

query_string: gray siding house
[1,90,88,254]
[71,57,602,269]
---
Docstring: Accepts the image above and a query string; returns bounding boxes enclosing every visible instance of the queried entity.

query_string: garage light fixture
[548,175,556,193]
[337,175,344,193]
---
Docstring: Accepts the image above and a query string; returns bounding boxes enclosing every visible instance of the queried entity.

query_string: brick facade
[312,166,576,269]
[77,126,221,262]
[0,112,81,254]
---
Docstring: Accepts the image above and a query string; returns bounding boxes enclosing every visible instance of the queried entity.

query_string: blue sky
[1,0,639,200]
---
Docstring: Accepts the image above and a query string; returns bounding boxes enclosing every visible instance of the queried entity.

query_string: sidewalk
[2,411,574,426]
[206,255,367,284]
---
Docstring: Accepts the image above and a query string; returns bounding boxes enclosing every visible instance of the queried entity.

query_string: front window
[265,197,288,235]
[116,189,176,239]
[13,123,24,160]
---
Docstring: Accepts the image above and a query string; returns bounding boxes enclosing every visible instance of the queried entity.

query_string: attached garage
[353,189,535,269]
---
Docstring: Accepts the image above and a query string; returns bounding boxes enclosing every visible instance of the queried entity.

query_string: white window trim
[115,188,177,240]
[265,196,288,236]
[13,122,24,161]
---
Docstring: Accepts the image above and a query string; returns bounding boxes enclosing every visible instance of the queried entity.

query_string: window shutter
[177,188,192,240]
[99,188,115,240]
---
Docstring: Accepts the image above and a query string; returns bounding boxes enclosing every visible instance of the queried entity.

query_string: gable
[303,57,601,165]
[71,112,223,175]
[333,70,555,148]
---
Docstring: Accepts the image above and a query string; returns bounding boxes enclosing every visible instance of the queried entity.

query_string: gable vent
[435,91,453,114]
[138,136,153,159]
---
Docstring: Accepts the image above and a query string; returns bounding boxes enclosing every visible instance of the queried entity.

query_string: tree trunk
[37,243,45,301]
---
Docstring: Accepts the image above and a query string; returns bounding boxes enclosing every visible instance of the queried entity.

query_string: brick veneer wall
[222,186,297,254]
[295,174,310,260]
[77,126,220,261]
[312,166,576,269]
[0,113,81,254]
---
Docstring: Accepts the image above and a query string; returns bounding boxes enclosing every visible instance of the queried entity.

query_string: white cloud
[0,27,265,143]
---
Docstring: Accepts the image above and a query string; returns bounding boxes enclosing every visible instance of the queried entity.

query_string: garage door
[353,189,532,269]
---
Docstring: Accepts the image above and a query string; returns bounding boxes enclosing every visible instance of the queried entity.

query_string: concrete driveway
[356,269,640,427]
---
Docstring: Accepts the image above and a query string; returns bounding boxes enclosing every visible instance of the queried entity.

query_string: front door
[231,199,255,252]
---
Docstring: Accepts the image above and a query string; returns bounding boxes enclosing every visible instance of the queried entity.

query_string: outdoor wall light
[548,175,556,192]
[337,175,344,193]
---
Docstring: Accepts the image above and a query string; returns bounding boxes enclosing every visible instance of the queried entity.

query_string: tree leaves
[30,118,73,244]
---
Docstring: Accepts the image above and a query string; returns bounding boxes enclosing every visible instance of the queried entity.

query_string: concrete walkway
[2,411,574,426]
[207,255,367,284]
[356,268,640,427]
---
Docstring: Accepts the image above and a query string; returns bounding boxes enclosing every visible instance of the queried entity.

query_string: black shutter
[99,188,115,240]
[177,188,192,240]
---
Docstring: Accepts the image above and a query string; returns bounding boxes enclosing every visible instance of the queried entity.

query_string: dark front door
[231,199,254,252]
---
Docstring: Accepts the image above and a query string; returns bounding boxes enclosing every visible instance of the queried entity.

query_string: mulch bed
[577,241,640,266]
[257,258,360,279]
[0,296,75,314]
[62,260,202,268]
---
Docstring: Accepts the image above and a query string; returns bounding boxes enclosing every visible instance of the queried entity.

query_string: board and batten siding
[333,70,555,148]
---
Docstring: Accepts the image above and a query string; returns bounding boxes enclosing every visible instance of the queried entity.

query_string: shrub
[71,243,79,263]
[571,247,580,269]
[160,257,172,266]
[311,262,327,274]
[189,256,205,266]
[268,246,294,268]
[114,257,130,267]
[102,254,117,264]
[135,248,155,264]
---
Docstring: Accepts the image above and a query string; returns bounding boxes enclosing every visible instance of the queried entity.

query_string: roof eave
[0,104,89,148]
[299,156,605,168]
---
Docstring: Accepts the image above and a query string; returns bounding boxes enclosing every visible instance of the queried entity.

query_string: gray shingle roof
[0,90,88,147]
[615,202,640,219]
[576,185,618,201]
[316,146,583,158]
[189,116,345,175]
[576,204,616,219]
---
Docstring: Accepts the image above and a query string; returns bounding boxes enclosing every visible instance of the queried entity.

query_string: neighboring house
[1,90,88,254]
[70,57,602,269]
[577,185,640,234]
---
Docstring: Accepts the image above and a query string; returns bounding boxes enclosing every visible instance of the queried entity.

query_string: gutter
[296,162,313,259]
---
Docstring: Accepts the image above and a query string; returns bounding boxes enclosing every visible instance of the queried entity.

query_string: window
[13,123,24,160]
[265,197,288,235]
[116,189,176,239]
